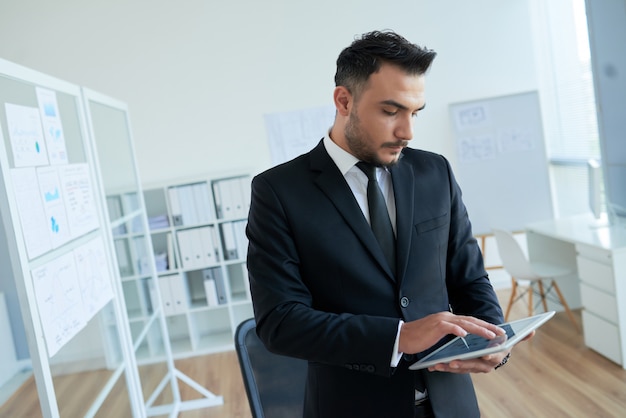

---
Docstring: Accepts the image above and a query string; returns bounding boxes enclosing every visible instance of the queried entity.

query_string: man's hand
[427,330,536,374]
[399,311,505,354]
[428,350,510,373]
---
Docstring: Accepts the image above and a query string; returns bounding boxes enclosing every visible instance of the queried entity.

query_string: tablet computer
[409,311,555,370]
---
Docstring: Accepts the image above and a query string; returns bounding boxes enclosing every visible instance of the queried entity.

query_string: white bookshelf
[109,173,253,359]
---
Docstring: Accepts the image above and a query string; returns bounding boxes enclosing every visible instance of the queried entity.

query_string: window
[531,0,601,218]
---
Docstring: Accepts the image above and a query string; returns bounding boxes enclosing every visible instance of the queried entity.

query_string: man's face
[344,63,426,167]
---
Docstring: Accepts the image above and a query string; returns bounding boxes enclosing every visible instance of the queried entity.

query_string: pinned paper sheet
[36,87,68,165]
[10,167,53,259]
[58,163,100,238]
[31,251,86,357]
[5,103,49,167]
[73,237,114,321]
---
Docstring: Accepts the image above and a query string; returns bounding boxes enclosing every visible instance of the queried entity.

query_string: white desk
[526,214,626,367]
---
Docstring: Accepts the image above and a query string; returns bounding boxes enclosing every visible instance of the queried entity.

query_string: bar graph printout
[37,165,72,248]
[9,167,53,259]
[36,87,68,165]
[5,103,49,167]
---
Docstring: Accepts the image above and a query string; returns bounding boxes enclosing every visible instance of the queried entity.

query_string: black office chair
[234,318,307,418]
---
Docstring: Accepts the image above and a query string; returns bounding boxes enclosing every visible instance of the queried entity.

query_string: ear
[333,86,352,117]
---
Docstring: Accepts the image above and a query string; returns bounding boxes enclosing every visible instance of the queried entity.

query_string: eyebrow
[380,100,426,112]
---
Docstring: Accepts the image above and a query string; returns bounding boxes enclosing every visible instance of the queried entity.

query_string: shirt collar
[323,134,360,176]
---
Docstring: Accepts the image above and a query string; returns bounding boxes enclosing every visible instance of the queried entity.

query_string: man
[246,30,514,417]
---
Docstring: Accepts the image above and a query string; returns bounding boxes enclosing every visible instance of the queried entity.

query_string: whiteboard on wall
[450,91,553,235]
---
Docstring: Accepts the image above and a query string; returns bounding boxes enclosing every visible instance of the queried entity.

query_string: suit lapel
[389,156,415,285]
[309,141,396,281]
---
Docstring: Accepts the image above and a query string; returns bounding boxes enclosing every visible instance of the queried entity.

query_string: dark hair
[334,30,437,96]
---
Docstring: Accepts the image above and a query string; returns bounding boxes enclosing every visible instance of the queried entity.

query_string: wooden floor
[2,289,626,417]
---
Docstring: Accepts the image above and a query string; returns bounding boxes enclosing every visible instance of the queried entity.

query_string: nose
[395,114,414,141]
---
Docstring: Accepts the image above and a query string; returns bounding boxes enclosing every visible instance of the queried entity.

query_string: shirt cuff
[390,320,404,367]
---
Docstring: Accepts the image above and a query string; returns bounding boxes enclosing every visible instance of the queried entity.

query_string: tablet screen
[417,324,514,364]
[409,311,554,370]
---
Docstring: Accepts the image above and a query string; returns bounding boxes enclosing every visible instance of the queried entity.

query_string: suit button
[400,296,410,308]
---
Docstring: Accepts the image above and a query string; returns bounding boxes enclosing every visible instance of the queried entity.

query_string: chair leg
[552,280,580,332]
[537,280,548,313]
[505,278,518,321]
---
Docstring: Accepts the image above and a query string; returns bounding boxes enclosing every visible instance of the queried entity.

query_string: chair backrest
[234,318,307,418]
[492,228,538,280]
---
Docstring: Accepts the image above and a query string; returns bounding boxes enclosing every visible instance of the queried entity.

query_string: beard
[344,110,405,168]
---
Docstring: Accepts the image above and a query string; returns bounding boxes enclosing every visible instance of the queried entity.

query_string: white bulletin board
[450,91,553,235]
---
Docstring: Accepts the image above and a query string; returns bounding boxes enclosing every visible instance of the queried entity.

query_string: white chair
[492,228,579,330]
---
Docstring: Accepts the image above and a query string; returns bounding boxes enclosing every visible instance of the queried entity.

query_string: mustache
[383,141,409,148]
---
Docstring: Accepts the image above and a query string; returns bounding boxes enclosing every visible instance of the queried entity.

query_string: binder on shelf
[190,228,205,267]
[202,270,219,307]
[178,184,199,226]
[215,179,231,219]
[227,177,249,218]
[233,220,248,261]
[241,263,252,300]
[147,277,159,315]
[133,237,152,275]
[169,274,189,313]
[212,181,222,219]
[202,267,227,305]
[230,179,245,218]
[220,222,238,260]
[193,182,214,224]
[198,226,218,265]
[158,276,176,316]
[158,274,188,315]
[168,186,184,226]
[213,268,228,304]
[213,178,241,219]
[176,229,193,269]
[166,232,176,270]
[238,177,252,217]
[114,239,133,276]
[177,228,204,270]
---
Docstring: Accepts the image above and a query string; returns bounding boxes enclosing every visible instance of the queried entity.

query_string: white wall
[0,0,537,184]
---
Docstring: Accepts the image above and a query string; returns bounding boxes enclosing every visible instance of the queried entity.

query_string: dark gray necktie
[356,162,396,275]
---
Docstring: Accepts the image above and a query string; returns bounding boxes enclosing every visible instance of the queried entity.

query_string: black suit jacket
[246,140,503,417]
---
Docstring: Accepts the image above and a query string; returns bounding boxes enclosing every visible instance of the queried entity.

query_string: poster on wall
[58,163,100,238]
[31,251,87,357]
[5,103,49,167]
[36,166,72,248]
[36,87,68,165]
[9,167,53,259]
[73,237,114,321]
